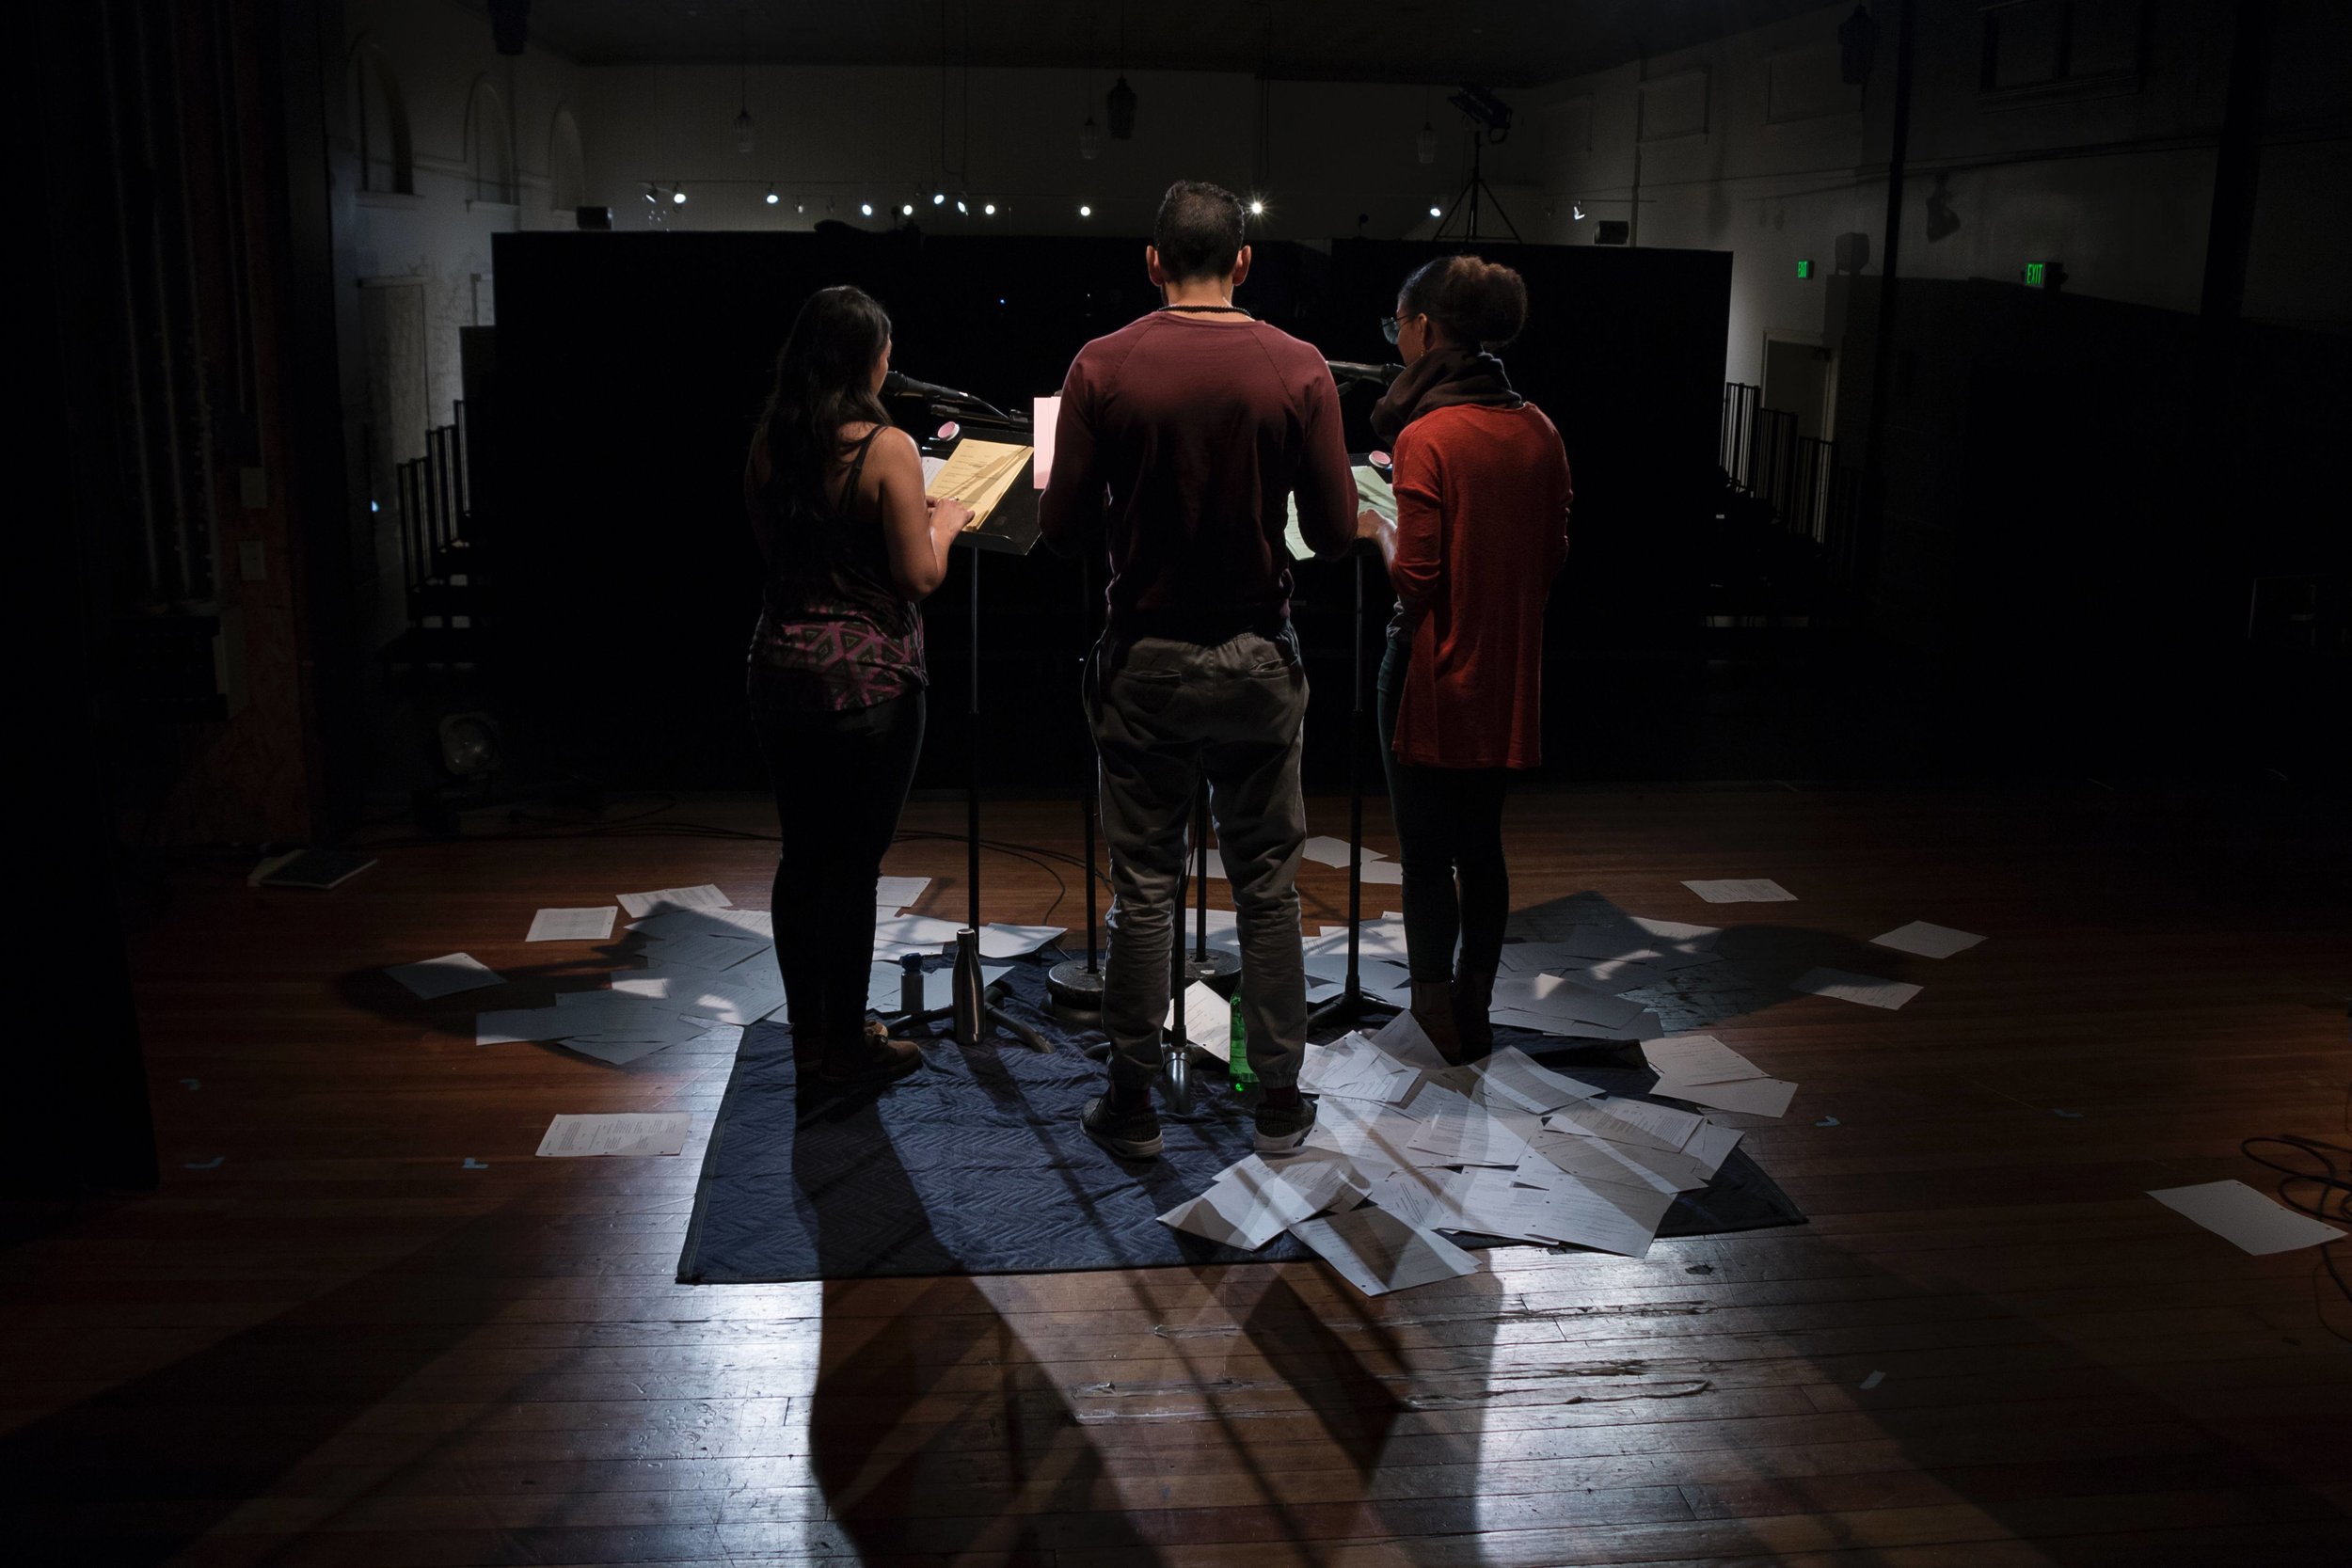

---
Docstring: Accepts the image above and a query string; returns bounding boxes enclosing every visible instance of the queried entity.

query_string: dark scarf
[1369,345,1522,443]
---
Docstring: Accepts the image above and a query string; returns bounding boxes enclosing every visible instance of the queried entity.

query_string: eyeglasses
[1380,313,1407,345]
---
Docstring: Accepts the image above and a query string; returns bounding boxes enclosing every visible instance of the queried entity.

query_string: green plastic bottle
[1228,990,1256,1094]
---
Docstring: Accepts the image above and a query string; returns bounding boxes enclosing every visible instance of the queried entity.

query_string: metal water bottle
[951,927,985,1045]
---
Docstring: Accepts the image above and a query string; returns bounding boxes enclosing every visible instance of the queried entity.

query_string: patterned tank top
[745,427,928,712]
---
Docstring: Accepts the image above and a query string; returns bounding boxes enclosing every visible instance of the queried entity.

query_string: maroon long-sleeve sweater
[1039,311,1357,642]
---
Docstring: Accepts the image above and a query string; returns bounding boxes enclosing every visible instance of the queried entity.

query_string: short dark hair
[1152,181,1247,282]
[1399,253,1530,348]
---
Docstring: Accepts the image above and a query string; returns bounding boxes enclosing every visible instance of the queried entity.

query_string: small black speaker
[1594,220,1629,245]
[575,206,612,230]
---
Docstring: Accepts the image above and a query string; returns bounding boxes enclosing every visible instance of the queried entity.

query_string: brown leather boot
[1453,966,1497,1059]
[822,1021,925,1085]
[1410,979,1467,1064]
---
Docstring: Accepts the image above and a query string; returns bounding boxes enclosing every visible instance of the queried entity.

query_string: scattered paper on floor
[526,908,617,942]
[2149,1180,2345,1255]
[386,953,501,1001]
[534,1112,691,1157]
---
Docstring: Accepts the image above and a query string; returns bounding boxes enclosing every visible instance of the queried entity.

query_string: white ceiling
[486,0,1836,87]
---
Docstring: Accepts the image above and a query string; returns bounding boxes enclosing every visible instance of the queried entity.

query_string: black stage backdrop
[481,230,1729,792]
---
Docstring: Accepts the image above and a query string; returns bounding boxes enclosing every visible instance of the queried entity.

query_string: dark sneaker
[1082,1093,1164,1159]
[1253,1091,1319,1154]
[822,1022,924,1085]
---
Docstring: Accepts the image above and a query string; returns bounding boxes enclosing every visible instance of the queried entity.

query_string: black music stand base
[1045,958,1105,1025]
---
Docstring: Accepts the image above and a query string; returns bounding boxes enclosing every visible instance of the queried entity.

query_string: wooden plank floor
[7,785,2349,1566]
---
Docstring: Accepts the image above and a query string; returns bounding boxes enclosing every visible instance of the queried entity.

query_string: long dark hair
[756,284,893,515]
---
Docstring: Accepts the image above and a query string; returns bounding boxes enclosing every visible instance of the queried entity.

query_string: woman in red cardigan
[1357,255,1572,1061]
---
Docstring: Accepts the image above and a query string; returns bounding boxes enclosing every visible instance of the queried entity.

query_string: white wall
[572,62,1548,246]
[1535,0,2350,392]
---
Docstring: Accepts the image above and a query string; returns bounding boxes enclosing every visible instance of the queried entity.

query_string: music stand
[879,404,1050,1052]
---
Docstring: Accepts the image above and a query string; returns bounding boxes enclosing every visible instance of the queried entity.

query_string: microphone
[882,370,979,404]
[1327,359,1405,388]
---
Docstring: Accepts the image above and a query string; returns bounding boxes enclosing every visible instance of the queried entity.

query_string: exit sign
[2024,260,2052,288]
[1796,259,1813,278]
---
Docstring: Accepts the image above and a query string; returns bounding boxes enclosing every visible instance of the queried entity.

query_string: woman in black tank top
[744,285,970,1085]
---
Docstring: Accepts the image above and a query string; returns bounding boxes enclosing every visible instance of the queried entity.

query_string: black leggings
[747,670,925,1047]
[1376,631,1512,984]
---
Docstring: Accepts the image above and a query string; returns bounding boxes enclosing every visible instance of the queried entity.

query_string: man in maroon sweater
[1041,181,1358,1162]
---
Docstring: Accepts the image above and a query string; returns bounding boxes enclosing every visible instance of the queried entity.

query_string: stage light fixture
[765,185,778,205]
[900,201,914,215]
[956,198,968,214]
[644,183,658,203]
[932,192,946,206]
[672,185,688,205]
[1248,198,1265,216]
[1078,203,1092,218]
[795,201,805,214]
[861,201,874,216]
[1417,119,1437,165]
[735,108,755,154]
[1572,201,1585,220]
[1080,115,1102,160]
[1428,204,1442,218]
[983,202,997,215]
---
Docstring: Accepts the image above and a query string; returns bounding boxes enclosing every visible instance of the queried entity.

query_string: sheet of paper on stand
[1030,394,1059,485]
[1163,981,1232,1059]
[1367,1007,1453,1071]
[920,453,947,487]
[874,876,930,911]
[924,436,1029,523]
[1547,1095,1706,1154]
[1289,1207,1482,1296]
[977,923,1067,958]
[526,907,618,942]
[1651,1074,1797,1117]
[1299,1036,1422,1104]
[1681,878,1796,904]
[1791,967,1923,1010]
[1489,972,1650,1031]
[534,1112,691,1158]
[386,952,502,1001]
[1869,920,1987,959]
[2150,1180,2346,1255]
[1157,1150,1363,1250]
[628,906,773,941]
[615,884,732,920]
[1519,1129,1713,1195]
[1642,1033,1766,1085]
